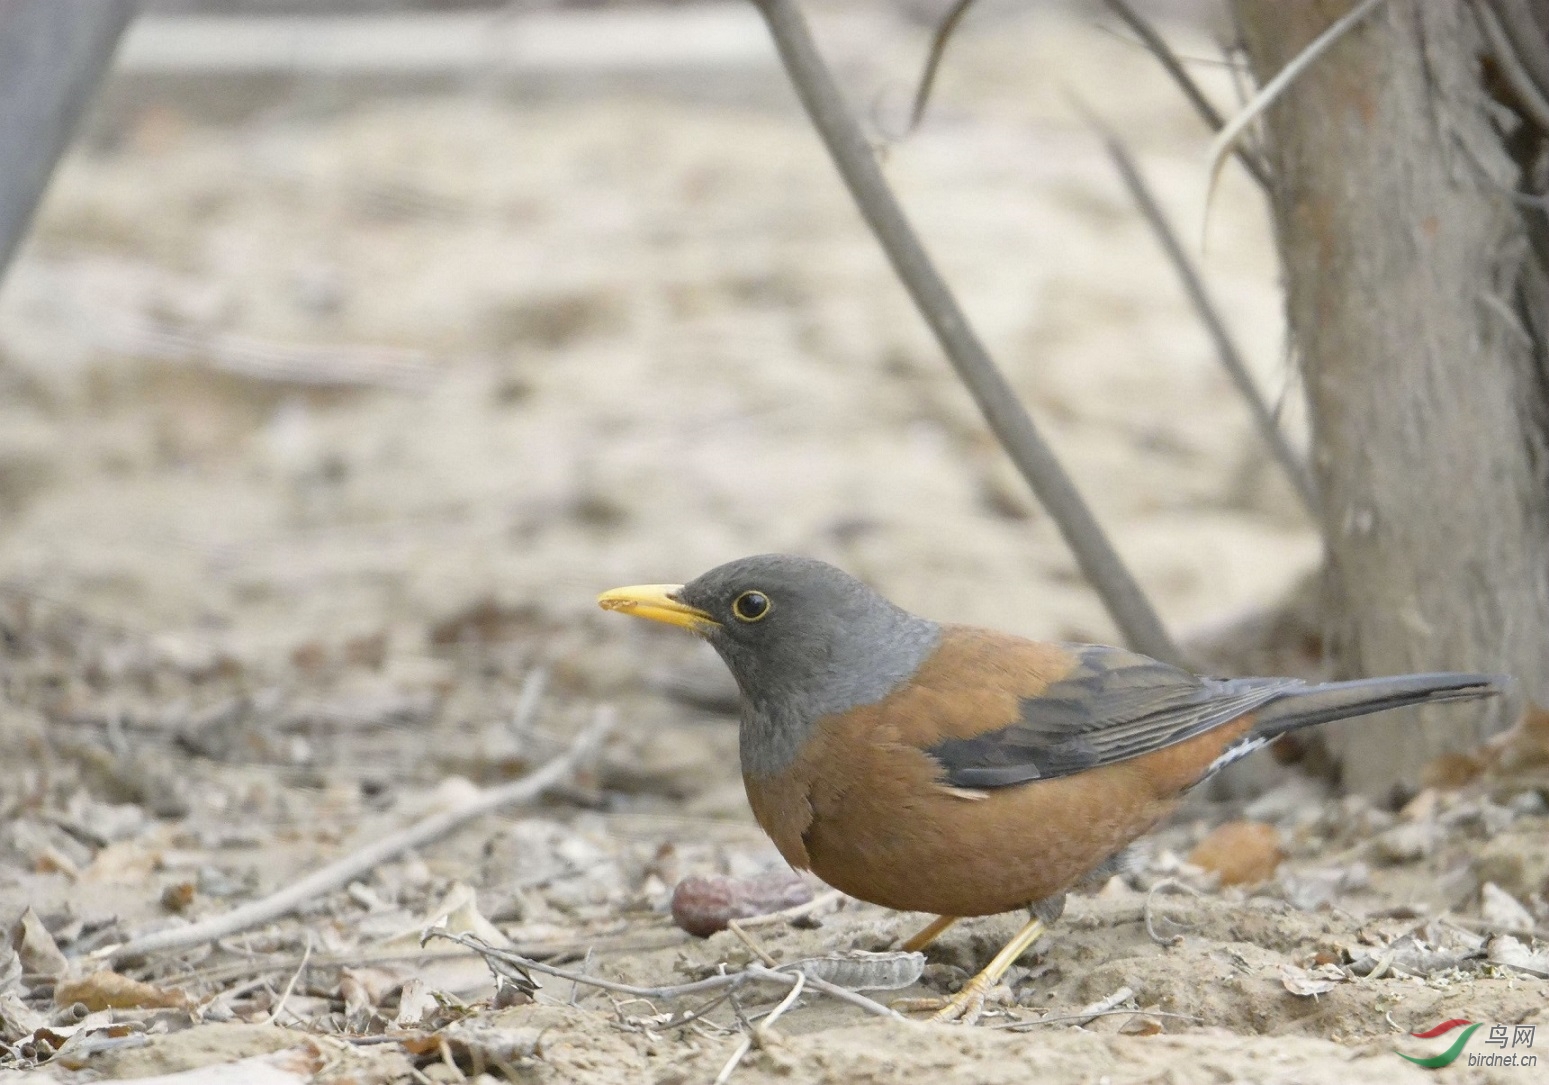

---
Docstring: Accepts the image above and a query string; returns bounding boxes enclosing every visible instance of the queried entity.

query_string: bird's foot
[892,977,1005,1025]
[895,915,1046,1025]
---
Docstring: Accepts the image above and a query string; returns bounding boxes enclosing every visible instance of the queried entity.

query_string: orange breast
[741,628,1251,917]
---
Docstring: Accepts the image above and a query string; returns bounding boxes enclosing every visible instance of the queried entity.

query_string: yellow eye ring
[732,590,771,622]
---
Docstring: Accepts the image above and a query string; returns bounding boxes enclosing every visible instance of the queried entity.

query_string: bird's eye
[732,590,771,622]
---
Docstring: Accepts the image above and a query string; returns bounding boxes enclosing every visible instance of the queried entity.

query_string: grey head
[674,554,941,778]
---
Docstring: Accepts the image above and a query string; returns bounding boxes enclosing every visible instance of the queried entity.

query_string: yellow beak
[597,584,718,632]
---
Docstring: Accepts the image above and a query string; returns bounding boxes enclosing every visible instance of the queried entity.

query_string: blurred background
[7,5,1549,1078]
[0,0,1311,676]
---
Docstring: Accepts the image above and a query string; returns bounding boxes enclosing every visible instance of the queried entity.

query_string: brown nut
[670,870,812,937]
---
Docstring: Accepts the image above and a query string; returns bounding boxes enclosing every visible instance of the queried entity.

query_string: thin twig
[746,965,902,1020]
[100,314,440,392]
[1363,944,1398,982]
[715,972,803,1085]
[1100,0,1271,192]
[751,0,1183,665]
[510,665,550,737]
[1088,116,1317,515]
[1204,0,1388,223]
[1477,0,1549,135]
[994,1006,1200,1030]
[426,931,903,1020]
[726,921,780,968]
[262,937,313,1026]
[660,990,738,1029]
[569,947,594,1007]
[1444,914,1549,943]
[737,888,844,928]
[1068,985,1133,1026]
[906,0,978,133]
[154,927,690,991]
[715,1033,753,1083]
[104,707,614,964]
[1144,878,1203,945]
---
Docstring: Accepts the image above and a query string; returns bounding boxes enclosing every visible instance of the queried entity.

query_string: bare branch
[1485,0,1549,108]
[906,0,979,134]
[1091,118,1318,515]
[1101,0,1272,192]
[1477,0,1549,136]
[750,0,1183,666]
[104,707,614,964]
[1206,0,1388,220]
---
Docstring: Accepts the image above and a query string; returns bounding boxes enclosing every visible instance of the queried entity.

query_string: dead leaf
[1484,700,1549,773]
[1277,862,1370,911]
[55,970,192,1012]
[0,990,46,1043]
[1481,882,1535,929]
[83,841,161,883]
[429,598,538,646]
[393,977,437,1029]
[290,641,331,673]
[377,881,513,957]
[11,908,68,978]
[435,884,510,944]
[1279,962,1342,997]
[160,881,197,913]
[1188,822,1283,886]
[440,1022,545,1067]
[0,949,21,995]
[1420,753,1483,790]
[1488,935,1549,978]
[338,970,378,1034]
[1367,821,1438,864]
[1346,934,1478,977]
[339,965,402,1008]
[344,630,389,669]
[1399,788,1441,821]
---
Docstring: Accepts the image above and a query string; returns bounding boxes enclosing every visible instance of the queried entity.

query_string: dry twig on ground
[426,930,904,1021]
[103,706,614,965]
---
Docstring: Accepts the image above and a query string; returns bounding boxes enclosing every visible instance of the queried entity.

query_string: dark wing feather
[925,644,1301,788]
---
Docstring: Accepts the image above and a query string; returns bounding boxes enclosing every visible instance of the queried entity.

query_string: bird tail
[1252,672,1507,740]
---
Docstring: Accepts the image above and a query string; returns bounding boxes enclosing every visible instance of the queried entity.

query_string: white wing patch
[939,785,990,801]
[1199,735,1269,781]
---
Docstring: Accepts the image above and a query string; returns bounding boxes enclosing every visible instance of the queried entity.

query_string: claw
[929,978,992,1025]
[893,979,1005,1025]
[895,914,1048,1026]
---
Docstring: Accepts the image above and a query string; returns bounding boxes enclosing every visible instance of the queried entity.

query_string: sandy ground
[0,3,1545,1083]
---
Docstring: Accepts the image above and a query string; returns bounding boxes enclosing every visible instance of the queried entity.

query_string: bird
[598,554,1505,1024]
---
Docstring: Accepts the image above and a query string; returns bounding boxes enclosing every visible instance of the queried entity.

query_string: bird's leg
[895,916,1047,1025]
[900,914,958,952]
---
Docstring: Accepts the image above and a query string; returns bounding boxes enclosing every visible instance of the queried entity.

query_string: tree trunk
[1230,0,1549,800]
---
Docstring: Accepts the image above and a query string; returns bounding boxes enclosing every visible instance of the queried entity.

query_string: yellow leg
[900,914,958,952]
[897,916,1047,1026]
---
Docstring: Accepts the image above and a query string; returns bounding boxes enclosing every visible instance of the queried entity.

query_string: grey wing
[925,644,1301,788]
